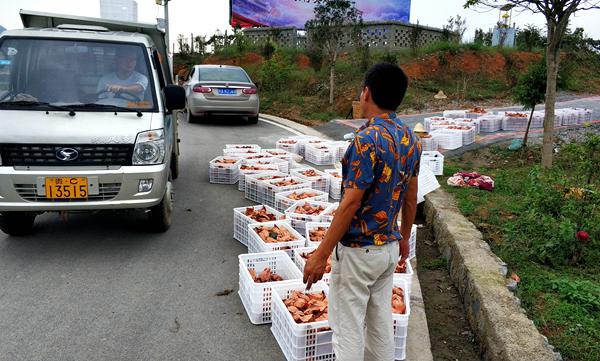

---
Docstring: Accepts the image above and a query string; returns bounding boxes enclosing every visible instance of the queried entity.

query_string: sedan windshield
[198,67,250,83]
[0,38,155,111]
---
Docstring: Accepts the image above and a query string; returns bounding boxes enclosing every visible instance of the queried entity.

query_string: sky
[1,0,599,51]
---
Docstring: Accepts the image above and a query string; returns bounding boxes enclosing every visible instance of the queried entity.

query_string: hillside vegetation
[174,40,600,123]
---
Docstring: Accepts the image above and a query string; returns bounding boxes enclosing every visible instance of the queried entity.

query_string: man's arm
[399,176,418,263]
[303,188,365,290]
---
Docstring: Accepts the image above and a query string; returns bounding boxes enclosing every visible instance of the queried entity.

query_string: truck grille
[14,183,122,202]
[0,144,133,166]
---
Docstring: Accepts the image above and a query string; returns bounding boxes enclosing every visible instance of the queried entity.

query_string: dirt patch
[202,52,264,67]
[416,220,482,361]
[297,54,311,70]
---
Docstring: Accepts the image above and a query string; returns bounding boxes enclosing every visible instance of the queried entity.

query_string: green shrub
[258,57,293,92]
[507,164,600,267]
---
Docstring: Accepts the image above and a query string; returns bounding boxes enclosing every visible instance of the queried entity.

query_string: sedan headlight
[133,129,165,165]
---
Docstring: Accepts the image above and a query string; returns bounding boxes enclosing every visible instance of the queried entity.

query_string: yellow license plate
[45,177,88,199]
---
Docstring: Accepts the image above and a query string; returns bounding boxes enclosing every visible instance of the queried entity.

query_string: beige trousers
[329,241,399,361]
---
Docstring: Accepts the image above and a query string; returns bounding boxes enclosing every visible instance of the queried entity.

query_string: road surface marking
[259,117,304,135]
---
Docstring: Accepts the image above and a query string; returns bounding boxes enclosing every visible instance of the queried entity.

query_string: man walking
[303,63,421,361]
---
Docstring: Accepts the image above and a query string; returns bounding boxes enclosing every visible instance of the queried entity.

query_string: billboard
[230,0,411,28]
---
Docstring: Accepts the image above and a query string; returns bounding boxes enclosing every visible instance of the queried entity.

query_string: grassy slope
[176,42,600,124]
[442,146,599,361]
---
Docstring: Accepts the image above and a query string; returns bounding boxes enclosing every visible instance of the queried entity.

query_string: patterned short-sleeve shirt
[340,112,421,248]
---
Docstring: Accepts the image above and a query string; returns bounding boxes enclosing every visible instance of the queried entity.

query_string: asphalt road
[0,114,294,361]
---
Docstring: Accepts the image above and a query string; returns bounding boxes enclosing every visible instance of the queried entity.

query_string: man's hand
[303,251,328,290]
[399,238,409,266]
[107,84,122,93]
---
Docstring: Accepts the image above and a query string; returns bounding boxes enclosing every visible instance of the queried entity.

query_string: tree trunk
[541,28,561,168]
[523,106,535,147]
[329,51,337,106]
[329,64,335,106]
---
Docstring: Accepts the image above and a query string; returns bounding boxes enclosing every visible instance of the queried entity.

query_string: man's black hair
[363,63,409,111]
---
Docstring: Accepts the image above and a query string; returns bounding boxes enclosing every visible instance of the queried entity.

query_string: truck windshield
[0,38,156,111]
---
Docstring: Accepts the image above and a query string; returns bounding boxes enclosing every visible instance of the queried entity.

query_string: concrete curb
[424,189,560,361]
[260,113,334,140]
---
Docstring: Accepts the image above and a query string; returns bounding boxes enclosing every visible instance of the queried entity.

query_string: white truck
[0,11,185,235]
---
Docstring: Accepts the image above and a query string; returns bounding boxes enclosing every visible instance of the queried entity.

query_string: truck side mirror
[164,84,185,112]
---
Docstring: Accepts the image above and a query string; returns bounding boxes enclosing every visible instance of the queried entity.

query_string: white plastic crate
[534,110,561,128]
[424,116,450,132]
[393,259,414,296]
[285,200,334,232]
[443,110,467,119]
[324,169,342,200]
[434,126,476,146]
[398,222,418,260]
[570,108,593,123]
[417,165,440,203]
[245,171,287,203]
[557,108,578,126]
[247,220,306,257]
[276,138,301,155]
[392,278,411,360]
[291,168,330,193]
[263,148,295,167]
[499,111,543,131]
[225,144,261,152]
[304,143,337,166]
[238,251,303,324]
[328,141,351,162]
[238,164,280,191]
[305,222,331,248]
[478,114,503,133]
[223,148,262,157]
[420,151,444,176]
[419,135,439,152]
[455,118,481,134]
[275,188,330,213]
[320,202,338,223]
[258,177,312,208]
[299,138,326,157]
[209,156,242,184]
[465,108,491,119]
[292,246,331,285]
[271,281,334,361]
[233,205,284,246]
[428,119,458,132]
[429,130,462,150]
[244,156,290,174]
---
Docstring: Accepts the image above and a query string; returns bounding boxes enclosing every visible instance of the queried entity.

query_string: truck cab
[0,11,185,235]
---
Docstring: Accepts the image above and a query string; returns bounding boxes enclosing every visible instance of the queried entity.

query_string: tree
[409,21,424,55]
[474,28,493,46]
[176,34,190,55]
[306,0,363,106]
[193,35,206,55]
[512,60,546,146]
[465,0,600,168]
[516,24,545,51]
[443,15,467,43]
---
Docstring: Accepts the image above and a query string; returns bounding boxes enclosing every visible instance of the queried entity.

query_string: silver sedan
[184,65,259,124]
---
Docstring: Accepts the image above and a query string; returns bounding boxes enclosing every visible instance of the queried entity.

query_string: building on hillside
[99,0,138,22]
[243,21,455,50]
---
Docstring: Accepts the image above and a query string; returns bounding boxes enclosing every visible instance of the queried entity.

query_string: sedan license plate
[45,177,88,199]
[217,88,237,95]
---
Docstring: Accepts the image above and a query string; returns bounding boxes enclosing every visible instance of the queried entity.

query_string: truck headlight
[133,129,165,165]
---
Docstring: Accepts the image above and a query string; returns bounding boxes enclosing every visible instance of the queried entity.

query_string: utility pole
[156,0,173,82]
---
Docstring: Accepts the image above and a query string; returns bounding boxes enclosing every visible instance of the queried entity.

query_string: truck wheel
[170,151,180,180]
[0,212,36,236]
[248,115,259,124]
[148,175,174,232]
